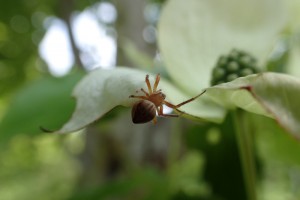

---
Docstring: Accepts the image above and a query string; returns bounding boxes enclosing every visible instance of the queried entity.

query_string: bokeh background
[1,0,300,200]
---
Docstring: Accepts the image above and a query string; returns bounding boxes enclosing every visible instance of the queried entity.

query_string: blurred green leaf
[206,72,300,138]
[0,71,83,141]
[0,135,79,200]
[168,151,210,198]
[67,168,169,200]
[253,114,300,199]
[120,39,154,71]
[254,115,300,166]
[286,44,300,78]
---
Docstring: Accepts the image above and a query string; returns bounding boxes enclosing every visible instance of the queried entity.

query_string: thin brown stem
[59,0,84,70]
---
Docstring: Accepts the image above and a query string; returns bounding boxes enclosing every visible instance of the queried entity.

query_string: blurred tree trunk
[77,125,126,187]
[113,0,156,66]
[59,0,84,69]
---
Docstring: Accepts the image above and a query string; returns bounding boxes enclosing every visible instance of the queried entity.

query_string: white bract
[158,0,286,94]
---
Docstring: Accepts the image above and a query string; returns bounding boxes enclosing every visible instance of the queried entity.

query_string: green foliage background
[1,0,300,200]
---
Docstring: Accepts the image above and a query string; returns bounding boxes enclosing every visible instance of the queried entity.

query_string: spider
[129,74,205,124]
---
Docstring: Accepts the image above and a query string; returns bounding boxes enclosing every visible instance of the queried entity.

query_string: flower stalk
[233,109,257,200]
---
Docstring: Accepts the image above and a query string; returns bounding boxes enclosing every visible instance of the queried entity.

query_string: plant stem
[233,109,257,200]
[59,0,84,69]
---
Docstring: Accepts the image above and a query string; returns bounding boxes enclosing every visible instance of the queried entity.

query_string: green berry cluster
[210,49,260,86]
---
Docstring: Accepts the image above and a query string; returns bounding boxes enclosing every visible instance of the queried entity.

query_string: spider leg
[140,88,150,97]
[161,102,186,116]
[153,74,160,92]
[152,116,157,124]
[162,101,177,109]
[129,95,148,100]
[145,74,153,94]
[164,90,206,108]
[158,105,178,117]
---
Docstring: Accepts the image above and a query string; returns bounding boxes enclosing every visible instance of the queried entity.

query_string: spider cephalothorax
[129,74,205,124]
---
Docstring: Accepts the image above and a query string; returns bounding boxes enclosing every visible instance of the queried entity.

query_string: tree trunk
[113,0,156,66]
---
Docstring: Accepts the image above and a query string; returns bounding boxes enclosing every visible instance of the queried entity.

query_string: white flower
[57,0,300,136]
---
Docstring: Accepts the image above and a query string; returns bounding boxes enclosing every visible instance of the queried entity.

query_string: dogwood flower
[57,0,300,138]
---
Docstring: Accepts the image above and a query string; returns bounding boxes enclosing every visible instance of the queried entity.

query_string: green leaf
[0,72,83,141]
[286,0,300,32]
[158,0,286,94]
[168,151,210,197]
[120,39,154,71]
[286,44,300,77]
[254,115,300,198]
[67,168,169,200]
[254,115,300,166]
[206,72,300,138]
[56,67,225,134]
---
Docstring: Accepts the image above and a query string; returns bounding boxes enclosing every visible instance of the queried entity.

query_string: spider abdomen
[131,100,156,124]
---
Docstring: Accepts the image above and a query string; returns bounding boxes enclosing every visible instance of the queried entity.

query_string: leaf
[120,39,154,70]
[0,72,83,141]
[168,151,210,197]
[253,114,300,198]
[67,168,169,200]
[158,0,287,94]
[286,0,300,32]
[56,67,225,133]
[286,45,300,78]
[254,115,300,166]
[205,72,300,138]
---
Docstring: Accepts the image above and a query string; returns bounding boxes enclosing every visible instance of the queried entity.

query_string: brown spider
[129,74,205,124]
